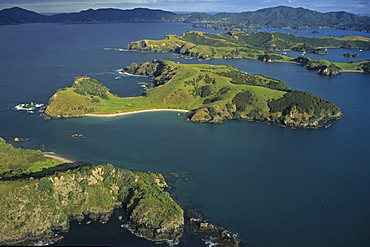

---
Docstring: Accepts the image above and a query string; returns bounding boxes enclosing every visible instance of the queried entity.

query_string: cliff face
[0,164,184,245]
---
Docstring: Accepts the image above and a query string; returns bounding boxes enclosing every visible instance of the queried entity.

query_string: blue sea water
[1,23,370,247]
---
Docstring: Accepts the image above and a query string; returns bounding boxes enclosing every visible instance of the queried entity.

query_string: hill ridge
[1,6,369,32]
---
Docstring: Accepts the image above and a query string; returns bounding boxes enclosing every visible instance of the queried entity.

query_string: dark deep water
[1,23,370,247]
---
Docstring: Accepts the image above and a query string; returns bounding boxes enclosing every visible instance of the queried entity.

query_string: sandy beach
[43,152,76,164]
[84,109,191,118]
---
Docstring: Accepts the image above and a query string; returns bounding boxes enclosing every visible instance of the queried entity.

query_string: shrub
[207,106,217,117]
[79,178,88,189]
[91,97,100,103]
[25,203,35,211]
[38,178,54,193]
[203,96,223,104]
[73,78,109,99]
[268,90,341,116]
[200,85,211,97]
[232,91,253,111]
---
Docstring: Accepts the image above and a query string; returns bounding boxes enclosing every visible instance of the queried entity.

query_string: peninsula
[0,137,184,245]
[44,60,342,128]
[125,30,370,76]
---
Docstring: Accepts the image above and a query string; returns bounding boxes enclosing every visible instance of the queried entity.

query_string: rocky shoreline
[185,209,243,247]
[0,164,184,246]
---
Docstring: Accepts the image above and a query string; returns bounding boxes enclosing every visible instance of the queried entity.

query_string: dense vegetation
[268,91,341,122]
[1,6,369,32]
[0,141,183,245]
[45,60,342,128]
[125,30,370,75]
[73,77,110,99]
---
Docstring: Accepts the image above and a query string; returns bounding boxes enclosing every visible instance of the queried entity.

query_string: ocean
[0,23,369,247]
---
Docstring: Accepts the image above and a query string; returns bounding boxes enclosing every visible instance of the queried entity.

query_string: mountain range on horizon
[0,5,369,32]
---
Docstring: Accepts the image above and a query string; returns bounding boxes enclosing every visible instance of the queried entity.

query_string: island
[44,60,342,128]
[124,30,370,76]
[0,137,184,245]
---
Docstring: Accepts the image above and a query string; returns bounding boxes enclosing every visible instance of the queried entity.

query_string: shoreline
[84,109,191,118]
[43,152,76,164]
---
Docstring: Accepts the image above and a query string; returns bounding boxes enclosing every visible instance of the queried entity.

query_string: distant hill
[0,7,48,24]
[0,6,369,32]
[48,8,177,24]
[0,7,177,24]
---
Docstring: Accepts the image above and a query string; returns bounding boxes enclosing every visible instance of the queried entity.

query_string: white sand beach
[84,109,191,118]
[43,152,76,164]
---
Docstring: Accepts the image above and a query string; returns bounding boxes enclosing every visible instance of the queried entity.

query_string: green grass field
[0,137,76,179]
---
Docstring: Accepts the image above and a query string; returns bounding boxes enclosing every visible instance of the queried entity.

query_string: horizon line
[1,5,366,16]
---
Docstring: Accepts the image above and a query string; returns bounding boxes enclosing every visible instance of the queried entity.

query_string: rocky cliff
[0,163,183,245]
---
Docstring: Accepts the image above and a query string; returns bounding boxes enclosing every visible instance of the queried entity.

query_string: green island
[0,137,183,245]
[125,30,370,76]
[44,60,342,128]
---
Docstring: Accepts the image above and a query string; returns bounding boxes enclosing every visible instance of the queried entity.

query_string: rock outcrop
[185,209,241,247]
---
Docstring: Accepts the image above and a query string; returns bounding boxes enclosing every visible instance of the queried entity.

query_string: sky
[0,0,369,15]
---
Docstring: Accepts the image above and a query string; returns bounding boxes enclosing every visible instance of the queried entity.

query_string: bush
[91,97,100,103]
[73,78,109,99]
[38,178,54,193]
[25,203,35,211]
[232,91,253,111]
[203,96,223,104]
[200,85,211,97]
[207,106,217,117]
[79,178,88,189]
[268,90,341,116]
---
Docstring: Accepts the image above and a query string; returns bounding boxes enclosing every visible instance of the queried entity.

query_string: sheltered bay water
[0,23,369,246]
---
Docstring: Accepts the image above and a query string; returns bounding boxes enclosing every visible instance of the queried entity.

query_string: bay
[0,23,369,247]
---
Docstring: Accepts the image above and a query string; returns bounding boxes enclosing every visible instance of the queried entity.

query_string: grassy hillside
[125,30,370,75]
[45,60,342,128]
[0,138,75,178]
[0,140,183,245]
